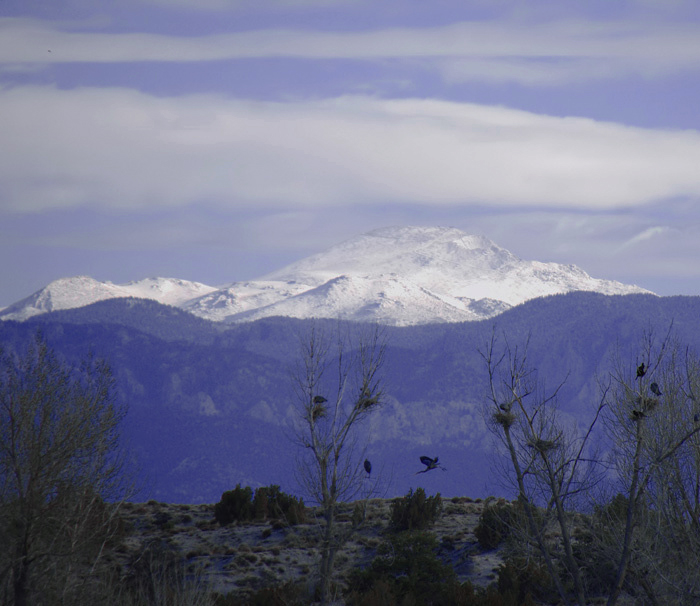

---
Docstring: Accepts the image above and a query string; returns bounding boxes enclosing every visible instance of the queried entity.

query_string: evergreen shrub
[389,487,442,532]
[215,484,253,525]
[474,500,513,550]
[215,484,305,526]
[346,531,455,605]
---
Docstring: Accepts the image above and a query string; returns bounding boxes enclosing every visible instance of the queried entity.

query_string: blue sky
[2,0,700,307]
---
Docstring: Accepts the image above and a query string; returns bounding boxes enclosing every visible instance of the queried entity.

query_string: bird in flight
[416,456,446,474]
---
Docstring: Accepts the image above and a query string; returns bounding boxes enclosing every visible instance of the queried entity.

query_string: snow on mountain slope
[0,276,216,322]
[263,227,506,288]
[261,226,646,307]
[181,280,312,323]
[188,226,648,325]
[223,274,494,325]
[122,277,217,306]
[1,226,652,326]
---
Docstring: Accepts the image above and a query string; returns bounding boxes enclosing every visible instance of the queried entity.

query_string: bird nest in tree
[493,411,515,428]
[527,438,558,453]
[630,396,658,421]
[642,396,658,412]
[356,395,379,410]
[310,403,327,421]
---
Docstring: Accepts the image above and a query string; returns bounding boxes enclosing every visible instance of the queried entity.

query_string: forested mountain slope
[1,292,696,503]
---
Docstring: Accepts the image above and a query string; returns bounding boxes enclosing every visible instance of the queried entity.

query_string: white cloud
[436,56,641,86]
[127,0,700,17]
[131,0,355,8]
[618,226,672,250]
[2,17,700,84]
[2,86,700,214]
[146,0,356,8]
[450,208,700,294]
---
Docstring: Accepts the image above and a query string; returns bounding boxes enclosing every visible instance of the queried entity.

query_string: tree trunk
[542,454,587,606]
[319,505,336,605]
[607,420,644,606]
[503,426,571,605]
[13,560,29,606]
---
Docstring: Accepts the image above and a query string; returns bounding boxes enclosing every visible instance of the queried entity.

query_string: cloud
[435,56,641,86]
[138,0,357,8]
[2,86,700,214]
[2,17,700,85]
[449,206,700,294]
[618,226,672,250]
[128,0,700,17]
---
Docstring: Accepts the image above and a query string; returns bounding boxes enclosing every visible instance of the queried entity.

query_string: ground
[113,496,506,602]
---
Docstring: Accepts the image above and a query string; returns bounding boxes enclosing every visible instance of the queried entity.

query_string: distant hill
[24,297,226,345]
[0,276,216,322]
[1,291,697,503]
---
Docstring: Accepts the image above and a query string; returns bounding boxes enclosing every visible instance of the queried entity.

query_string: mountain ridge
[4,290,697,503]
[0,226,651,325]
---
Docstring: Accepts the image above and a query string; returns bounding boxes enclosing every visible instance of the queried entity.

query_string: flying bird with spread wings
[415,456,446,474]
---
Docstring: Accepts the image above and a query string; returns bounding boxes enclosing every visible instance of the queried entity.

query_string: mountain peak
[212,225,651,325]
[365,226,495,249]
[1,226,652,326]
[262,226,513,286]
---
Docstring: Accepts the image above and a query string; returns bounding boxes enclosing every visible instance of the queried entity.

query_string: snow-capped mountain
[1,227,652,326]
[184,226,650,325]
[0,276,217,322]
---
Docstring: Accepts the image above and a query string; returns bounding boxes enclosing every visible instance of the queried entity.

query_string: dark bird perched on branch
[364,459,372,476]
[637,363,646,378]
[416,455,446,474]
[650,382,662,397]
[632,409,646,420]
[313,395,327,404]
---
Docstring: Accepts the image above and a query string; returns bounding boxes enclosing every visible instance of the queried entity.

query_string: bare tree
[0,334,128,606]
[481,330,606,606]
[603,331,700,605]
[292,323,385,605]
[482,327,700,606]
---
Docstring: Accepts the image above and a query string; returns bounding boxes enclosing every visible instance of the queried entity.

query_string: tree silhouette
[0,334,128,606]
[292,323,385,605]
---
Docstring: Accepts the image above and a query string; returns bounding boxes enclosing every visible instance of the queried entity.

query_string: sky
[2,0,700,307]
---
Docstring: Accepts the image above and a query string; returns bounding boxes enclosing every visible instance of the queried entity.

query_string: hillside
[115,496,502,603]
[0,291,698,504]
